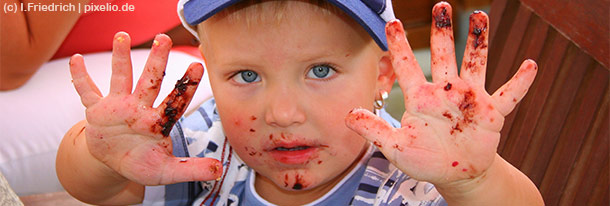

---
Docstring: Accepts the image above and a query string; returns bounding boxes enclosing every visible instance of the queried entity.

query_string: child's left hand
[345,3,537,187]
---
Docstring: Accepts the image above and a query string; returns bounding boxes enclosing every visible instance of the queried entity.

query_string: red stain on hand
[209,163,219,173]
[442,112,453,120]
[444,83,452,91]
[373,141,382,148]
[251,116,257,120]
[452,161,459,167]
[392,144,404,152]
[449,90,477,135]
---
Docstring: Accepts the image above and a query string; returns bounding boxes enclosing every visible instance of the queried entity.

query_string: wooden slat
[588,158,609,205]
[539,59,609,205]
[487,4,532,92]
[496,15,551,166]
[487,0,520,80]
[516,30,569,185]
[563,88,608,205]
[487,0,507,44]
[521,0,610,67]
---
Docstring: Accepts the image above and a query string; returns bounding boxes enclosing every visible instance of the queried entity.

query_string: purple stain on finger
[470,12,488,49]
[156,75,199,136]
[434,7,452,28]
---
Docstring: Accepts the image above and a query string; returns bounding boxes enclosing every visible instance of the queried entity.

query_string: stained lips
[263,133,325,164]
[268,146,317,164]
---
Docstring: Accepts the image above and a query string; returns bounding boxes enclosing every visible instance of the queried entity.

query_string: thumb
[345,108,394,149]
[160,157,223,184]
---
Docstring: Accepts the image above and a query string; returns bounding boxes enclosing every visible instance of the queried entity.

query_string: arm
[56,32,222,205]
[56,120,144,205]
[345,2,543,205]
[0,0,89,90]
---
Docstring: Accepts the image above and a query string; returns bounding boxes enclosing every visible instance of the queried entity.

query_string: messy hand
[345,2,537,185]
[70,32,222,185]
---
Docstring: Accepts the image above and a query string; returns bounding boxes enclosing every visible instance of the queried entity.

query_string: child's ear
[376,52,396,93]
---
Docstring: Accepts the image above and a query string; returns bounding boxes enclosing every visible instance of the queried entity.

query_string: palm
[70,32,221,185]
[346,3,537,185]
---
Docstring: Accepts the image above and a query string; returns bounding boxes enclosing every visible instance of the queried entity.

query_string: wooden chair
[486,0,608,205]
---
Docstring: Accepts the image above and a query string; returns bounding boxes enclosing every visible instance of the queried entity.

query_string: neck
[254,144,369,205]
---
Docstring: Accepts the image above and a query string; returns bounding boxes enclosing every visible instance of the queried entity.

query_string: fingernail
[386,19,403,40]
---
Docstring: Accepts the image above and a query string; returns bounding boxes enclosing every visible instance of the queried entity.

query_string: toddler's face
[200,2,390,196]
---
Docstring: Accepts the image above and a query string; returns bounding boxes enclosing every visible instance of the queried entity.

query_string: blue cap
[178,0,396,51]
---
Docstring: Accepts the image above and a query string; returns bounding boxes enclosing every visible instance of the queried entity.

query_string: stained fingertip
[525,59,538,70]
[152,33,172,47]
[433,2,452,29]
[385,19,404,41]
[188,62,205,77]
[114,31,131,43]
[469,11,489,47]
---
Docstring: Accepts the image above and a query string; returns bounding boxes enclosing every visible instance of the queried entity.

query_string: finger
[160,157,222,184]
[491,59,537,116]
[430,2,458,83]
[154,63,204,136]
[70,54,102,107]
[460,11,489,89]
[109,32,134,96]
[386,19,426,92]
[133,34,173,106]
[345,108,395,149]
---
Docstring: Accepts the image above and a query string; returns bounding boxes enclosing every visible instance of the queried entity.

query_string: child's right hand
[69,32,222,186]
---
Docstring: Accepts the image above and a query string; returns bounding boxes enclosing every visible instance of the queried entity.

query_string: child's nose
[264,87,306,127]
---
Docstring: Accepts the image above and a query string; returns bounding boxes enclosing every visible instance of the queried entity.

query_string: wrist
[434,154,544,206]
[434,155,497,204]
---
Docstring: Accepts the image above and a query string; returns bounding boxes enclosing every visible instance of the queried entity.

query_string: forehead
[197,1,377,62]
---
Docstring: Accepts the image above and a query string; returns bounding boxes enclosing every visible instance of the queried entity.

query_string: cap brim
[326,0,388,51]
[183,0,240,25]
[183,0,388,51]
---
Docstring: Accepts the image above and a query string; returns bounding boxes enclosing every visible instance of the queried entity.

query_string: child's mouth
[274,146,311,151]
[266,144,319,165]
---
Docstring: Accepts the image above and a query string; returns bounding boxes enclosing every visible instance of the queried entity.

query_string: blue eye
[233,70,260,84]
[307,64,336,79]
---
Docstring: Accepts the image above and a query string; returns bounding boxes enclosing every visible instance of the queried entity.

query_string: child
[57,0,544,205]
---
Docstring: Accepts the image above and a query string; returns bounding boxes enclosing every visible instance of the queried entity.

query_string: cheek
[217,106,266,161]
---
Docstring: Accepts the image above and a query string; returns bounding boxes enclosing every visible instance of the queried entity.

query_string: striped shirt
[144,99,447,206]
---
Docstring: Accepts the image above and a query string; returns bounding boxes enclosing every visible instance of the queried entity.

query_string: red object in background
[52,0,180,59]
